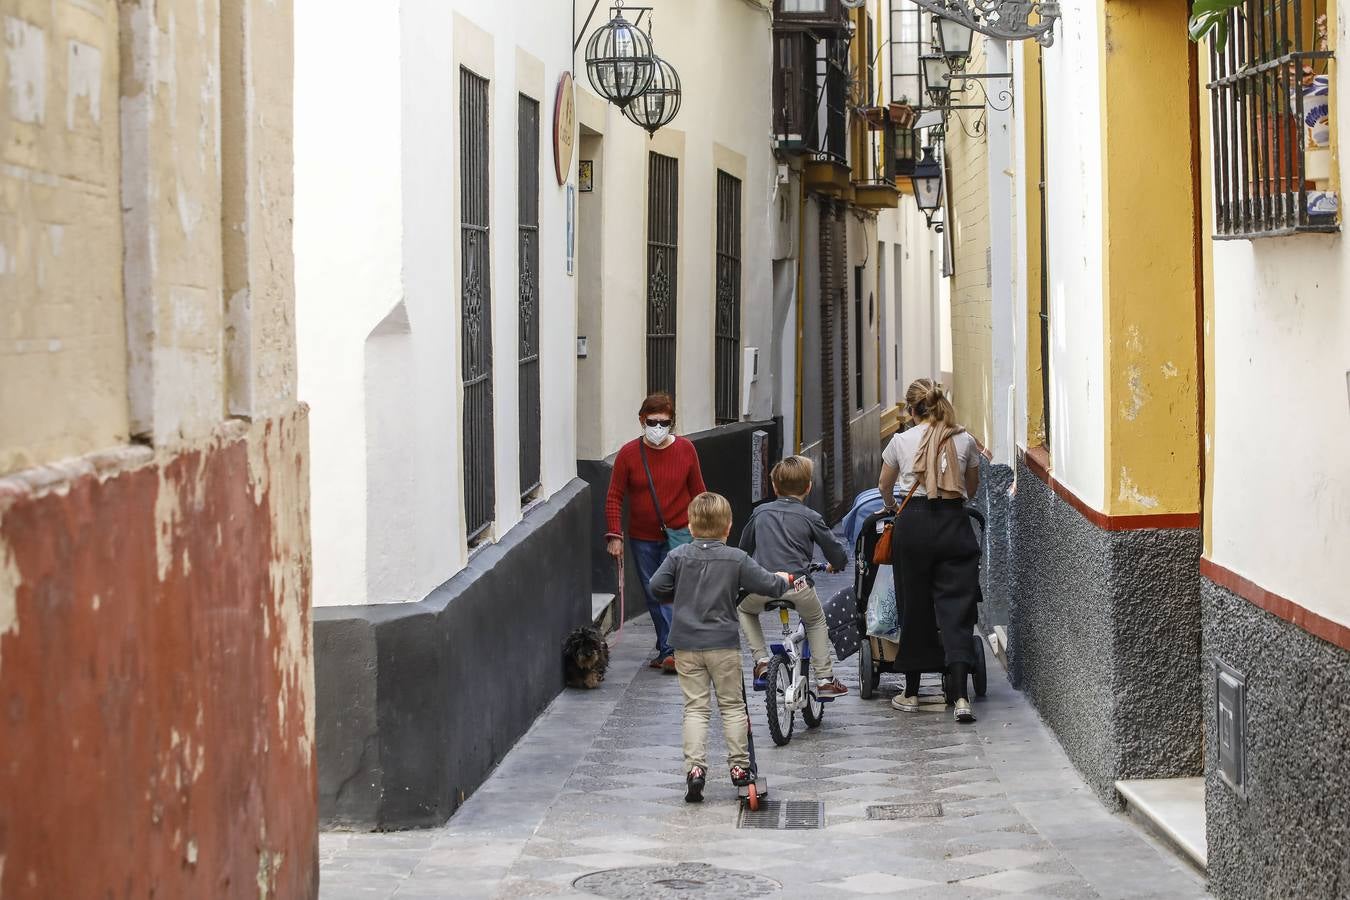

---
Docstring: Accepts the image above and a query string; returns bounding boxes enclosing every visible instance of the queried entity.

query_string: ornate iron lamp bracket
[910,0,1060,47]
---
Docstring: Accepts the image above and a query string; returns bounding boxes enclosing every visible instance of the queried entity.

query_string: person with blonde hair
[737,455,850,697]
[877,379,983,723]
[649,492,792,802]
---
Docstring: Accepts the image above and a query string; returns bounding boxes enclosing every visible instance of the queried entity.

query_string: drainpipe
[794,173,807,453]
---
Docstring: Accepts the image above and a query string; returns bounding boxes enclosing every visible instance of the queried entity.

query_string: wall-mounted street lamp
[910,146,944,230]
[583,3,656,109]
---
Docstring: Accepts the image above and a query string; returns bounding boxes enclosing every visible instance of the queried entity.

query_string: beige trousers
[674,648,750,772]
[738,584,834,680]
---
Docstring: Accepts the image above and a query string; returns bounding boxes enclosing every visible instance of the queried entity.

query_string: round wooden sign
[553,71,576,186]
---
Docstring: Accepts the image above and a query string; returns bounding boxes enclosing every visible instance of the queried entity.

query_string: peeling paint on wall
[0,410,316,899]
[1117,467,1160,510]
[65,40,102,129]
[4,17,46,125]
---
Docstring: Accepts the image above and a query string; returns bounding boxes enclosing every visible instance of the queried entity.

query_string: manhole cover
[737,799,825,829]
[867,802,944,819]
[573,863,780,899]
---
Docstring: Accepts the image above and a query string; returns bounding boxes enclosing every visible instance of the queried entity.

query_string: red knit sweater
[605,437,707,542]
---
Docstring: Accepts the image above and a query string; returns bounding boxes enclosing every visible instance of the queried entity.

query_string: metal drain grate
[866,802,944,819]
[573,863,781,899]
[737,799,825,829]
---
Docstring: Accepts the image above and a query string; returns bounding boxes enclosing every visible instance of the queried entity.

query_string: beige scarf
[912,423,966,499]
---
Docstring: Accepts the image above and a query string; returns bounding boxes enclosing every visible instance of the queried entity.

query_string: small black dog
[563,626,610,689]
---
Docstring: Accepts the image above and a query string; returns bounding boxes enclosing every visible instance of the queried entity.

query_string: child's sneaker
[752,658,770,690]
[729,765,755,787]
[816,677,848,697]
[685,766,706,803]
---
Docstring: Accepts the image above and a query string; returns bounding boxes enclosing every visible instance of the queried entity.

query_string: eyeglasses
[643,418,673,428]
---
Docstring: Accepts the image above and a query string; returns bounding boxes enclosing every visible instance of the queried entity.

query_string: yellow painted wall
[1021,40,1047,451]
[1099,0,1201,516]
[948,38,994,449]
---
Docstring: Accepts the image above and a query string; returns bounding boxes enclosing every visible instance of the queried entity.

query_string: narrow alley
[4,0,1348,897]
[319,571,1205,900]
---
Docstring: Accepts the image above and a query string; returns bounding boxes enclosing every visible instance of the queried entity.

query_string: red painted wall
[0,411,316,899]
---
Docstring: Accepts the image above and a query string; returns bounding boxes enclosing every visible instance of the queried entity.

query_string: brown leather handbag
[871,479,921,565]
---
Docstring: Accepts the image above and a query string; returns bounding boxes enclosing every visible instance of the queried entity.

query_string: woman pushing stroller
[877,379,983,724]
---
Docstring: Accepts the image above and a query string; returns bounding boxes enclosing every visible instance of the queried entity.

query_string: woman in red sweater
[605,392,707,672]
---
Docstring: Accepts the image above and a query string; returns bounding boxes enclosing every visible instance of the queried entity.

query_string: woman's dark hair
[639,392,675,419]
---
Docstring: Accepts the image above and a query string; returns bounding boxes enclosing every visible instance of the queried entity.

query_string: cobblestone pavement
[320,568,1209,900]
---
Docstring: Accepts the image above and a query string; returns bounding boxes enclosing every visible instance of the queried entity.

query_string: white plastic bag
[865,564,899,639]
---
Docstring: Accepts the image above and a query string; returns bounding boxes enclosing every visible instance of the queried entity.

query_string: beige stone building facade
[0,1,316,896]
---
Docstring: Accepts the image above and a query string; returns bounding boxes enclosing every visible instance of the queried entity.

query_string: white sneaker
[891,693,920,712]
[954,699,976,723]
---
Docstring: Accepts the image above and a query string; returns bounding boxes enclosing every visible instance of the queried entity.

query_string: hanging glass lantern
[934,11,975,68]
[921,55,950,107]
[622,54,682,135]
[584,7,656,109]
[910,146,944,228]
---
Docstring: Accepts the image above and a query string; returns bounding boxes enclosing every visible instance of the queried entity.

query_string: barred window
[647,152,679,400]
[518,94,541,502]
[715,171,742,425]
[1207,0,1336,238]
[460,68,495,543]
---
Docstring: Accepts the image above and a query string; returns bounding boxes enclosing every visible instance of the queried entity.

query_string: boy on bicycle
[738,456,851,698]
[649,492,793,803]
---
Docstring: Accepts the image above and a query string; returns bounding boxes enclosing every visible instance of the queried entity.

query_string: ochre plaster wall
[948,38,995,449]
[1,0,129,472]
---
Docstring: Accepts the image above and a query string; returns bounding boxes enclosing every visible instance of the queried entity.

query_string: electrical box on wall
[1216,658,1247,798]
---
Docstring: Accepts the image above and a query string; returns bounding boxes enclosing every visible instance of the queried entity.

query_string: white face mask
[644,423,672,444]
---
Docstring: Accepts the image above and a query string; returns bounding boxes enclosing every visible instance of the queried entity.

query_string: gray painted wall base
[1008,456,1203,804]
[314,479,591,830]
[1202,578,1350,900]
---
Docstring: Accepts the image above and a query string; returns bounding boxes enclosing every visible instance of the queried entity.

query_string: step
[991,626,1008,666]
[591,592,616,632]
[1115,777,1207,873]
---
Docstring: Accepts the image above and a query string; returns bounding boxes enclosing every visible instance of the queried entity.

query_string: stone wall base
[1008,456,1203,803]
[1202,577,1350,899]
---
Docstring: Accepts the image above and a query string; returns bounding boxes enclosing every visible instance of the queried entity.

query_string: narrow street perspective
[3,0,1348,898]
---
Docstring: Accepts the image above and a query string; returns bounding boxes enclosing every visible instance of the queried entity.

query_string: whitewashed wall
[296,0,576,607]
[1039,0,1106,509]
[1208,228,1350,626]
[875,204,945,406]
[572,0,775,459]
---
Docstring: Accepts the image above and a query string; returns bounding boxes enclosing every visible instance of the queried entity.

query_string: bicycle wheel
[765,656,795,746]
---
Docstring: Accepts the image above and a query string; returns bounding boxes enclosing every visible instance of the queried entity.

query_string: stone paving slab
[320,563,1209,900]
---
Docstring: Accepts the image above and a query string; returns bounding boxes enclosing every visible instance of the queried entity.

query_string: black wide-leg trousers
[892,498,980,677]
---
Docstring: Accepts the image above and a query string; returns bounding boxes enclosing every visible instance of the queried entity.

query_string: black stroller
[852,506,988,701]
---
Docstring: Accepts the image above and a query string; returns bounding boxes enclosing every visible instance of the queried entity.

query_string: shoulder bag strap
[638,442,669,533]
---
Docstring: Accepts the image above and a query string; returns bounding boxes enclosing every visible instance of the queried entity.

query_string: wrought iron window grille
[647,152,679,399]
[460,68,496,544]
[715,171,743,425]
[1206,0,1337,238]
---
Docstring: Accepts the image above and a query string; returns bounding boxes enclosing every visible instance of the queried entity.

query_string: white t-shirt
[881,423,981,498]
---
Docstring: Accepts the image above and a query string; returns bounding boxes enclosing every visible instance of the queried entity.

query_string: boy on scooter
[738,456,851,697]
[648,492,793,803]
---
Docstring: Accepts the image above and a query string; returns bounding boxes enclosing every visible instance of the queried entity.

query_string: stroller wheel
[858,639,875,699]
